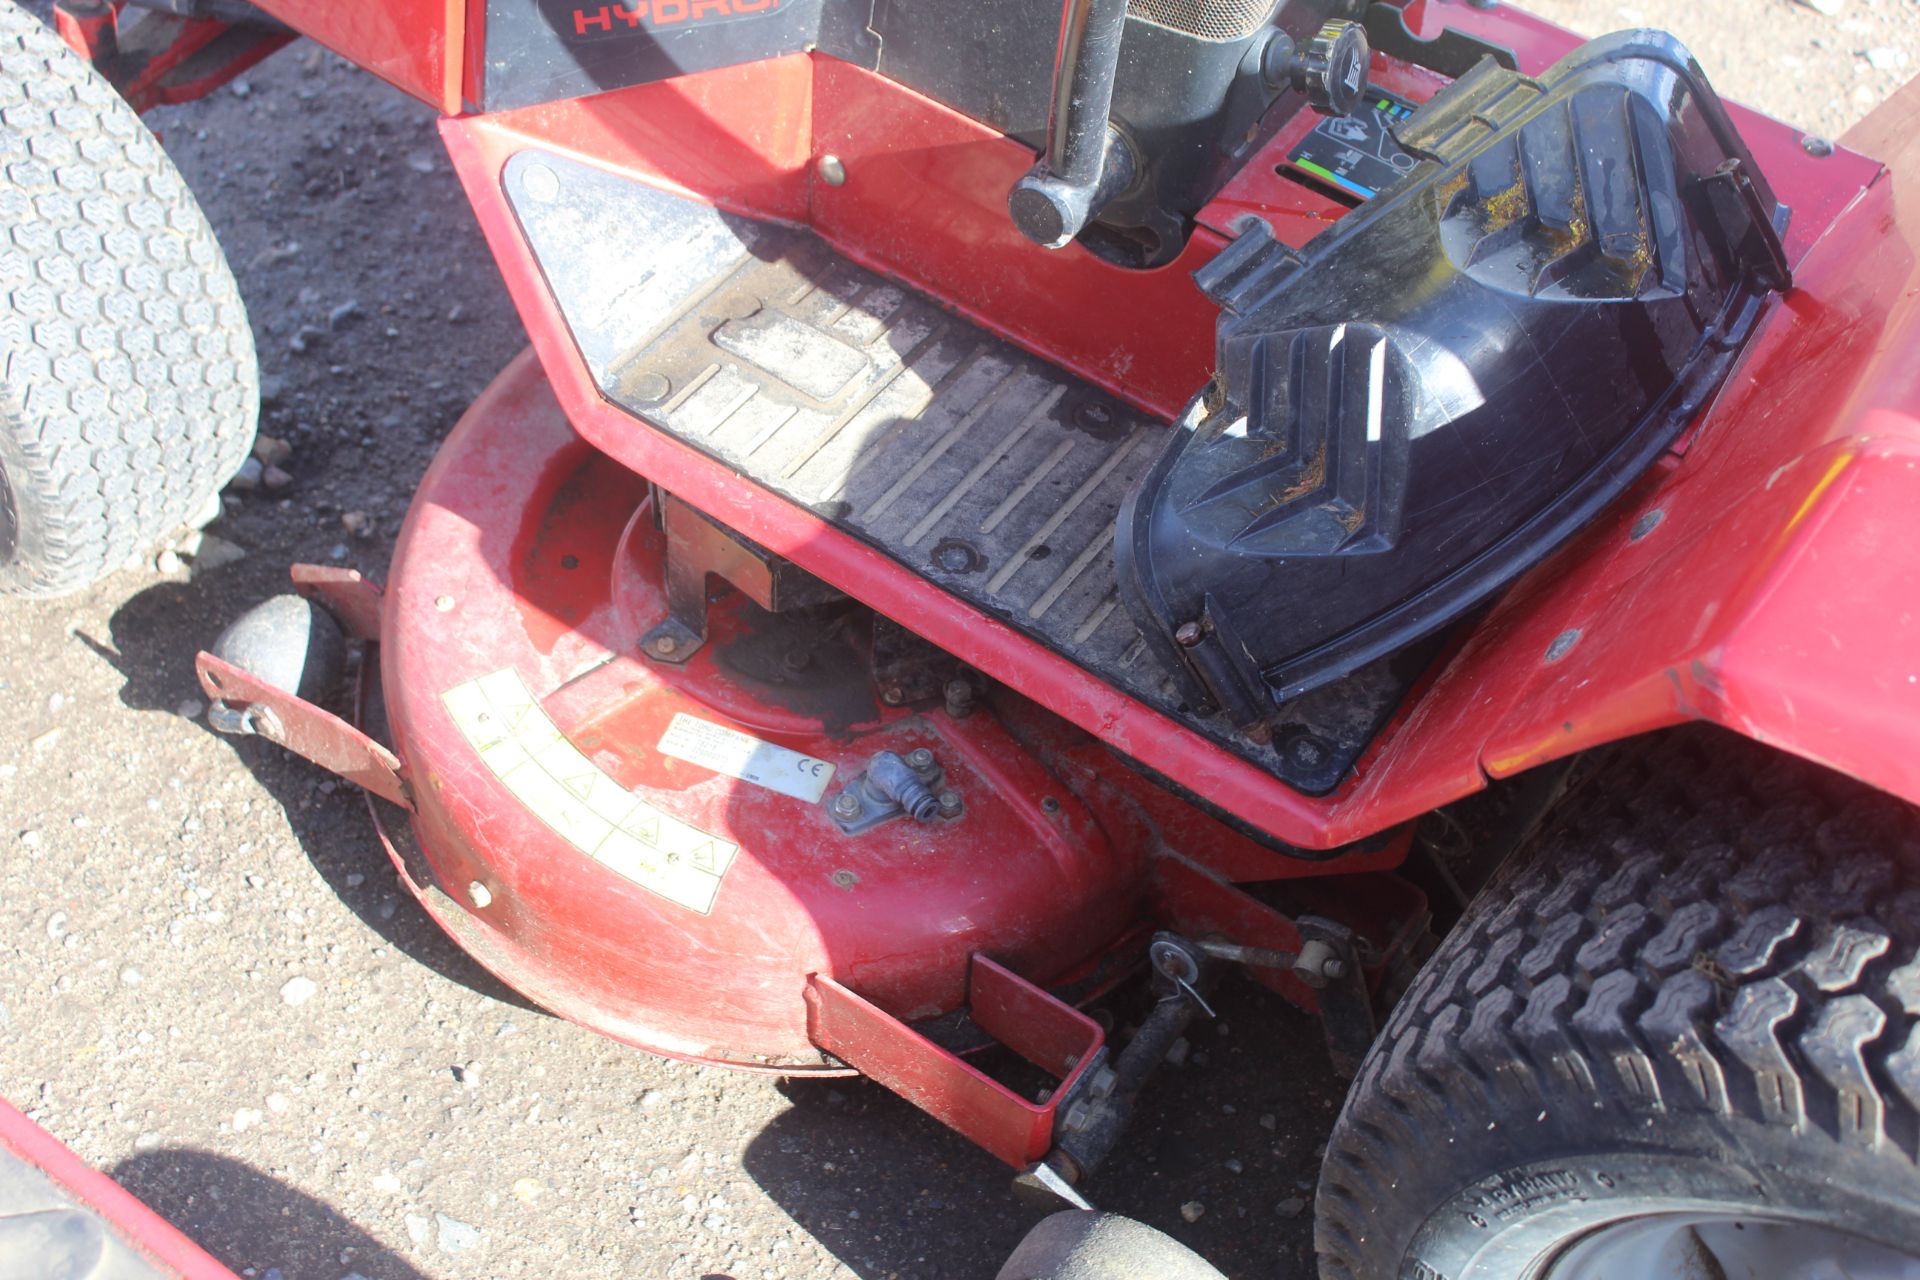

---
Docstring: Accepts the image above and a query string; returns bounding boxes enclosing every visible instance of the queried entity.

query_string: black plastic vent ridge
[1116,31,1791,736]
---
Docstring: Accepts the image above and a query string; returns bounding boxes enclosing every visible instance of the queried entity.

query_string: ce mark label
[656,713,837,804]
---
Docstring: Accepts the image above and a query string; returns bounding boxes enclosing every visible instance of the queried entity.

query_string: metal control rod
[1008,0,1136,249]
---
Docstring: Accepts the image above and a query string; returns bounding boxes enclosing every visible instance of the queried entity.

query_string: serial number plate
[657,713,835,804]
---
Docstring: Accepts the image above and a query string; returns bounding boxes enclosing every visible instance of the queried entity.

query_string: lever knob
[1296,19,1371,117]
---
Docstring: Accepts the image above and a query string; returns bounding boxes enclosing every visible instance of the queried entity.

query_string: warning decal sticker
[442,668,738,914]
[657,713,835,804]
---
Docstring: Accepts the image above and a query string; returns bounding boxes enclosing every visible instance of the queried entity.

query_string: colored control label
[1287,90,1421,200]
[657,713,835,804]
[442,669,738,915]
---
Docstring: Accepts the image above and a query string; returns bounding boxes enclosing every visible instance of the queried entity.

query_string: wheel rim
[1545,1213,1920,1279]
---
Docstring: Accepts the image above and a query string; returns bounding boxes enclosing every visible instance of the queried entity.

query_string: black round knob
[1295,19,1370,118]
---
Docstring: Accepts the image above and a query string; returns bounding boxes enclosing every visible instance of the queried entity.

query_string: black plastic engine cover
[1116,31,1791,732]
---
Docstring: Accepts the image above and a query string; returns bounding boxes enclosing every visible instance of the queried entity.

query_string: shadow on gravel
[80,576,538,1016]
[741,979,1336,1280]
[744,1075,1038,1279]
[110,1146,426,1279]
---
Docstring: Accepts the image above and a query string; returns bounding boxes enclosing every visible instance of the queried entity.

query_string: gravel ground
[2,2,1916,1278]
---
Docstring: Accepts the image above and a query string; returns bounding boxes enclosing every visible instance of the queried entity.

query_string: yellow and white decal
[442,668,738,914]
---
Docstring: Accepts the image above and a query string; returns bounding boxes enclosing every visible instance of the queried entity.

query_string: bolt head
[906,747,934,769]
[1322,957,1348,980]
[468,881,493,909]
[520,162,559,202]
[937,790,963,818]
[652,635,678,655]
[832,792,860,818]
[1174,621,1204,647]
[881,687,904,705]
[817,154,847,186]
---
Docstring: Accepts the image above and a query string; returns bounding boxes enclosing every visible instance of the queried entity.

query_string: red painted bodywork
[433,23,1913,853]
[369,349,1396,1069]
[0,1099,239,1279]
[246,0,464,112]
[181,0,1920,1098]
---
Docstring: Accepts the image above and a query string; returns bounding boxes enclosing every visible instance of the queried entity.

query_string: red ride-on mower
[20,0,1920,1272]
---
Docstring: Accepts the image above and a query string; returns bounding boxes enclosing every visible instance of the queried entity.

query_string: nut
[832,792,861,819]
[906,748,934,769]
[937,790,963,818]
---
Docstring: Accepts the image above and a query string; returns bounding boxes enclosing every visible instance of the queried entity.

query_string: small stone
[345,872,365,888]
[452,1062,478,1088]
[327,300,360,330]
[119,967,142,987]
[19,830,42,849]
[1224,1158,1243,1174]
[1180,1201,1205,1224]
[1866,46,1909,71]
[434,1213,481,1256]
[28,727,61,751]
[329,543,349,561]
[446,303,466,324]
[265,1093,289,1113]
[259,375,287,406]
[233,1108,263,1132]
[253,435,293,466]
[155,549,183,575]
[371,1171,402,1193]
[133,1132,161,1151]
[228,457,264,492]
[44,911,67,940]
[639,1089,664,1112]
[177,699,205,720]
[407,152,437,174]
[230,79,252,98]
[279,975,317,1007]
[404,1215,430,1247]
[512,1177,545,1202]
[1259,1114,1276,1131]
[263,465,294,491]
[340,510,373,537]
[174,529,204,558]
[189,535,248,575]
[1277,1196,1308,1217]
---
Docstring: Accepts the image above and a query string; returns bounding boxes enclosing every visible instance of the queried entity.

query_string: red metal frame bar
[805,956,1105,1168]
[290,563,385,644]
[0,1098,239,1280]
[56,2,295,114]
[195,652,414,810]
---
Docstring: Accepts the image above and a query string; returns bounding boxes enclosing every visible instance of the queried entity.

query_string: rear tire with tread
[1317,726,1920,1279]
[0,1,256,597]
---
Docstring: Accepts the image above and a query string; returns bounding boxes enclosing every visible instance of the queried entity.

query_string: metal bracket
[828,747,957,834]
[290,563,384,642]
[641,493,840,664]
[804,955,1105,1169]
[1298,916,1374,1077]
[195,651,413,811]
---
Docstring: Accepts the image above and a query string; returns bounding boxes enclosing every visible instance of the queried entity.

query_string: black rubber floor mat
[503,150,1417,795]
